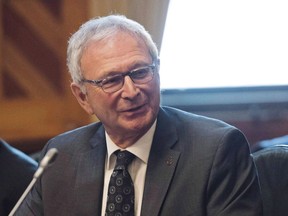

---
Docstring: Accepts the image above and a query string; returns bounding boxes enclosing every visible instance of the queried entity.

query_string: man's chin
[124,118,154,132]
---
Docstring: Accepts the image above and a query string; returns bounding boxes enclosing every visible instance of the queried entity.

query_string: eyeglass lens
[102,66,154,93]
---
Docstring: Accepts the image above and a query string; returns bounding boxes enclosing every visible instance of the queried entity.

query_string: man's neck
[108,131,147,149]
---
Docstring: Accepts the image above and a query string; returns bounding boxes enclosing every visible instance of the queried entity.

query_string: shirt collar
[105,120,157,170]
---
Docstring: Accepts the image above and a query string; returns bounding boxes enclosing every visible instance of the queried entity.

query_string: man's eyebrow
[129,61,152,69]
[102,61,151,77]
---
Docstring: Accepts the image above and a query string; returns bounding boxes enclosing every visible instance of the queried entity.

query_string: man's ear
[70,83,94,115]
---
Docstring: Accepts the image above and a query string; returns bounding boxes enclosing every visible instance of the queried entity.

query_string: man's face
[71,32,160,138]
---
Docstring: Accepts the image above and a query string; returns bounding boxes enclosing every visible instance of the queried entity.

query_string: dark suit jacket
[253,145,288,216]
[0,139,38,216]
[16,107,262,216]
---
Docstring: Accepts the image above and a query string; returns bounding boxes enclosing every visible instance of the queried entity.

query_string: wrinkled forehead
[82,31,151,62]
[86,30,148,51]
[80,31,152,77]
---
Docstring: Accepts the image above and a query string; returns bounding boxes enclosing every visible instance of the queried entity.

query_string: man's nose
[120,76,140,99]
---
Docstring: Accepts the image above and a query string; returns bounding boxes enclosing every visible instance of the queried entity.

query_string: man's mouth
[123,104,146,113]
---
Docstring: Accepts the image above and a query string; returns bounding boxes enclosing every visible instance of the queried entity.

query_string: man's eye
[132,68,149,79]
[102,76,122,86]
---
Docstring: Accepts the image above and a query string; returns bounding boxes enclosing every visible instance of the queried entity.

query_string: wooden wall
[0,0,170,153]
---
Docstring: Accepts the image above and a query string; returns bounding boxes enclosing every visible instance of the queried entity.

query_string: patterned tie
[105,150,135,216]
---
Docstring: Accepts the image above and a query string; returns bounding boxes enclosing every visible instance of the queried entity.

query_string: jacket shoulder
[160,106,235,131]
[44,122,103,152]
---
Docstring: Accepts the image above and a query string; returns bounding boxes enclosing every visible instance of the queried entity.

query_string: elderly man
[16,15,262,216]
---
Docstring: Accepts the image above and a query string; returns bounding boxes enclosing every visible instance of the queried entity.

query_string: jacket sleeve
[206,128,263,216]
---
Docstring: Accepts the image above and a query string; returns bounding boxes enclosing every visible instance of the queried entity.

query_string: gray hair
[67,14,159,85]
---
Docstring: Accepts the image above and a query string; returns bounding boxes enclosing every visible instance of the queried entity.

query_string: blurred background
[1,0,287,154]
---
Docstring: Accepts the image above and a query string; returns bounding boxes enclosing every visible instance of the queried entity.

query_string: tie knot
[114,150,135,170]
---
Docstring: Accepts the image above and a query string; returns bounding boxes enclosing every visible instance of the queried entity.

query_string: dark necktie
[105,150,136,216]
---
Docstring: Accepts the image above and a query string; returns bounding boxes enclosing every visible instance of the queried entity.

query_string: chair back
[253,144,288,216]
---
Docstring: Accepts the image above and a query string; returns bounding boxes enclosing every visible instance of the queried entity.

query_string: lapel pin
[166,156,174,166]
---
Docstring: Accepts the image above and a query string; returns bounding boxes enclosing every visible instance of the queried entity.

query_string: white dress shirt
[101,120,156,216]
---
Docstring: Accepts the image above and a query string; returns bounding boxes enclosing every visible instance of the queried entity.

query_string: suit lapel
[141,108,181,216]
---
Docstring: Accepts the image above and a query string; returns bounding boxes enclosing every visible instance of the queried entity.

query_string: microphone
[8,148,58,216]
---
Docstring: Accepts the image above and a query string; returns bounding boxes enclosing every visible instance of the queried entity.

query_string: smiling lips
[122,104,146,113]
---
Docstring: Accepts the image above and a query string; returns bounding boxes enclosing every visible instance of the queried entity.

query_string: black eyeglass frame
[81,64,157,93]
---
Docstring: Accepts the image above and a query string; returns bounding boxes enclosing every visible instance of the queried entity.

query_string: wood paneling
[0,2,3,99]
[0,0,171,153]
[89,0,170,51]
[0,0,92,153]
[9,0,64,58]
[4,38,58,98]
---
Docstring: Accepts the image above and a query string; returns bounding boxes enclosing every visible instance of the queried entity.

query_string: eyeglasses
[81,64,156,93]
